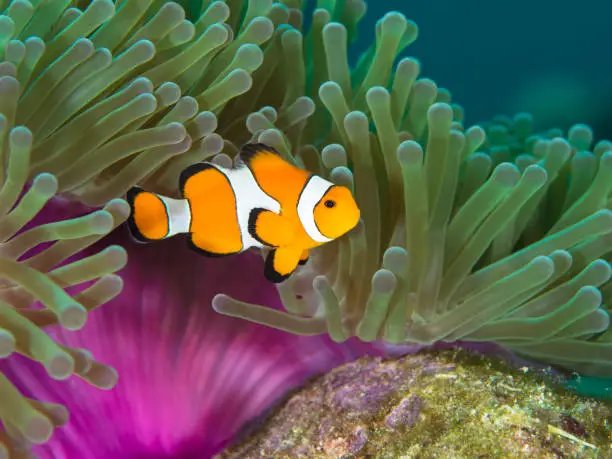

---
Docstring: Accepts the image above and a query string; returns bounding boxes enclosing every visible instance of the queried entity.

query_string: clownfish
[126,143,360,283]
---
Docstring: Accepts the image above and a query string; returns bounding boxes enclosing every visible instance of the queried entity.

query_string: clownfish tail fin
[126,187,191,243]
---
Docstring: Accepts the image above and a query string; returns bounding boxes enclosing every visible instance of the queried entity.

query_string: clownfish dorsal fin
[179,161,216,198]
[238,143,283,167]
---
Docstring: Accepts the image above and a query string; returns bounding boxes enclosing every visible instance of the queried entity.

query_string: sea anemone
[0,0,611,456]
[207,5,612,379]
[2,229,379,458]
[0,126,127,455]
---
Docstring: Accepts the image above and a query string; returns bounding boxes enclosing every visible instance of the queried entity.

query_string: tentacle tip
[366,85,389,103]
[165,122,188,143]
[59,304,87,331]
[382,246,409,272]
[550,136,571,148]
[397,140,423,165]
[47,404,70,427]
[105,198,131,219]
[600,150,612,166]
[280,28,302,48]
[91,0,116,17]
[568,123,593,137]
[211,153,233,169]
[102,273,125,295]
[318,80,341,96]
[322,21,346,36]
[492,162,521,186]
[0,74,19,92]
[398,56,421,73]
[312,275,329,291]
[90,210,114,235]
[45,351,75,380]
[250,15,274,38]
[24,415,53,444]
[25,35,45,48]
[72,347,94,374]
[523,164,548,184]
[428,101,454,122]
[344,110,368,126]
[211,294,231,312]
[530,255,555,278]
[578,285,603,303]
[104,245,128,270]
[381,10,408,27]
[135,92,158,113]
[93,365,118,390]
[372,269,397,292]
[9,125,33,147]
[208,22,230,44]
[32,173,58,197]
[72,37,95,56]
[132,39,156,59]
[130,76,155,93]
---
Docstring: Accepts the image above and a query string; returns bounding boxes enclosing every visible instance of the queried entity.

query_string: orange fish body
[126,143,360,283]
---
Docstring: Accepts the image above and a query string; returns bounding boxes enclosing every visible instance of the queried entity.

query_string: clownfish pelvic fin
[299,249,309,265]
[248,208,296,247]
[126,186,191,243]
[264,246,303,283]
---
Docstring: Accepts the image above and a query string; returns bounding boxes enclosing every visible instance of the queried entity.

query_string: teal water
[357,1,612,134]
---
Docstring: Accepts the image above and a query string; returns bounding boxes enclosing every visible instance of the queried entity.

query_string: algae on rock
[219,349,612,457]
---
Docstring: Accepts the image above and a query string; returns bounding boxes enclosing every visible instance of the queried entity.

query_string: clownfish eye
[324,200,336,208]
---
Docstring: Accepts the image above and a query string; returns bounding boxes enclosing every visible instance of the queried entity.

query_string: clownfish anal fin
[238,143,282,167]
[248,208,295,248]
[264,247,302,283]
[186,233,241,258]
[179,161,216,197]
[298,249,309,265]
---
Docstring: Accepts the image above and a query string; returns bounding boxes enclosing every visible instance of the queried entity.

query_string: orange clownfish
[126,143,361,283]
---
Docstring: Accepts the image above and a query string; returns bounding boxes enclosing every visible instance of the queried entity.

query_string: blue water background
[352,0,612,135]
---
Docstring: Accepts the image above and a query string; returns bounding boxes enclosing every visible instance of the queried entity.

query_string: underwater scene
[0,0,611,457]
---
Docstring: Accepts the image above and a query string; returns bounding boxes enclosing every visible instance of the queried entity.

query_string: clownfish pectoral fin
[298,249,309,266]
[187,232,241,258]
[264,246,302,283]
[238,143,282,167]
[126,187,176,243]
[248,208,296,247]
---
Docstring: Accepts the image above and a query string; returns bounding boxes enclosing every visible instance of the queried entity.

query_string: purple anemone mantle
[0,198,381,459]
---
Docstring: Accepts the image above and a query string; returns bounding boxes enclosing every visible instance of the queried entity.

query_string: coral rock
[219,349,612,458]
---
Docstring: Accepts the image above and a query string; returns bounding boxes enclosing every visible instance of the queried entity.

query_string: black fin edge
[248,208,278,247]
[264,249,294,284]
[186,234,237,258]
[179,162,216,197]
[126,186,152,243]
[298,257,309,266]
[238,143,281,167]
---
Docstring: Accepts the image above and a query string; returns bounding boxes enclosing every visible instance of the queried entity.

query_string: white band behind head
[297,175,334,243]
